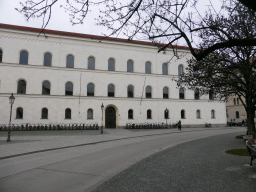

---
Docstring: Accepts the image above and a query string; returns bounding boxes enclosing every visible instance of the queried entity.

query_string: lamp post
[165,108,168,126]
[101,103,104,134]
[7,93,15,142]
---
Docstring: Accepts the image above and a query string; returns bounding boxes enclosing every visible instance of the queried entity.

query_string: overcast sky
[0,0,223,44]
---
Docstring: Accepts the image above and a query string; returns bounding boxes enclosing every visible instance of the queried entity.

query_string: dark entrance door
[105,106,116,128]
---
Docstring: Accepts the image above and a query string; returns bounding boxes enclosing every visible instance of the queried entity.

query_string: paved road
[92,131,256,192]
[0,127,248,192]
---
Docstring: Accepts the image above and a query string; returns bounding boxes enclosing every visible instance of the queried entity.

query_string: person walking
[178,120,181,131]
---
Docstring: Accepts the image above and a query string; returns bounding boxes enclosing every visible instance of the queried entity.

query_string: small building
[0,23,226,128]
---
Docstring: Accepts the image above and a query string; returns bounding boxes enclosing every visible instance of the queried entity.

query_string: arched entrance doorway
[105,106,116,128]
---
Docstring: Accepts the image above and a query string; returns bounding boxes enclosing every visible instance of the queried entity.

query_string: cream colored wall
[0,28,226,127]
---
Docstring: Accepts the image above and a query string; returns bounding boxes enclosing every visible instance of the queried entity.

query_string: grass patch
[225,149,250,156]
[236,135,245,139]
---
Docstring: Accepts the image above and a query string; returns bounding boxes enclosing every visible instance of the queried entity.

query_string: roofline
[0,23,192,51]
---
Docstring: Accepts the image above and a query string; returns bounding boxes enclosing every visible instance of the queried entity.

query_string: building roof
[0,23,191,50]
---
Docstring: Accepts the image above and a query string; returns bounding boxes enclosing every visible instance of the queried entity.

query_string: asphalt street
[92,131,256,192]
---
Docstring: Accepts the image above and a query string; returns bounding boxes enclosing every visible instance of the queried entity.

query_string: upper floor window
[178,65,183,76]
[108,84,115,97]
[0,49,2,62]
[147,109,152,119]
[16,107,23,119]
[87,109,93,119]
[19,51,28,64]
[66,54,74,68]
[65,82,73,96]
[146,86,152,98]
[196,110,201,119]
[211,110,215,118]
[127,85,134,98]
[163,87,169,99]
[145,62,151,74]
[128,109,133,119]
[44,53,52,66]
[88,57,95,70]
[42,81,50,95]
[87,83,94,96]
[108,58,115,71]
[179,88,184,99]
[236,111,239,118]
[65,108,71,119]
[194,89,199,100]
[41,108,48,119]
[181,109,185,119]
[17,79,26,94]
[237,98,239,105]
[233,98,236,105]
[209,89,213,100]
[162,63,168,75]
[127,60,133,72]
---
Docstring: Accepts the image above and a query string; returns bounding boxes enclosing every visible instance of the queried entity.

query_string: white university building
[0,23,226,128]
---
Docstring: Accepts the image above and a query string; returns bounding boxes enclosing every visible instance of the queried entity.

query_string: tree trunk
[246,105,255,136]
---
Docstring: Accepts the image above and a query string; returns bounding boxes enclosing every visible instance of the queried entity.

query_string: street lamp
[101,103,104,134]
[165,108,168,126]
[7,93,15,142]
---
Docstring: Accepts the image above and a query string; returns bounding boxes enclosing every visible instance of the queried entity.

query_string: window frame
[127,60,134,72]
[42,80,51,95]
[108,58,115,71]
[19,50,28,65]
[145,61,151,74]
[178,64,183,76]
[127,85,134,98]
[16,107,23,119]
[146,86,152,98]
[87,108,93,119]
[65,82,73,96]
[162,63,168,75]
[211,110,215,119]
[108,84,115,97]
[17,79,26,94]
[163,87,169,99]
[87,83,94,96]
[0,48,2,63]
[41,108,48,119]
[179,88,185,99]
[66,54,74,68]
[88,56,95,70]
[65,108,71,119]
[147,109,152,119]
[181,109,185,119]
[128,109,133,119]
[43,52,52,67]
[236,111,240,118]
[194,89,199,100]
[196,110,201,119]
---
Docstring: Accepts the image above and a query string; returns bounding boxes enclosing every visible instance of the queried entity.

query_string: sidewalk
[0,127,240,159]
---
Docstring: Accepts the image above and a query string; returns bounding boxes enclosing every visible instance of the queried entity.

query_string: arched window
[19,51,28,64]
[233,98,236,105]
[66,54,74,68]
[65,108,71,119]
[181,109,185,119]
[163,87,169,99]
[17,80,26,94]
[16,107,23,119]
[44,53,52,66]
[209,89,213,100]
[146,86,152,98]
[236,111,239,118]
[164,109,169,119]
[127,85,134,98]
[88,57,95,70]
[145,62,151,74]
[0,49,2,63]
[87,83,94,96]
[127,60,133,72]
[194,89,199,100]
[87,109,93,119]
[196,110,201,119]
[108,84,115,97]
[108,58,115,71]
[41,108,48,119]
[42,81,50,95]
[178,65,183,76]
[65,82,73,96]
[162,63,168,75]
[128,109,133,119]
[179,88,184,99]
[211,110,215,118]
[147,109,152,119]
[237,98,239,105]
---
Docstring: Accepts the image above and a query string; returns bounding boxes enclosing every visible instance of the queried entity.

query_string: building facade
[0,24,226,128]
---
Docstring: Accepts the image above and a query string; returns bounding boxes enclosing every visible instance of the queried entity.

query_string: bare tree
[176,3,256,135]
[16,0,256,61]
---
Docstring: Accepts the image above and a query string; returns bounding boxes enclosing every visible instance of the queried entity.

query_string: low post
[101,103,104,134]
